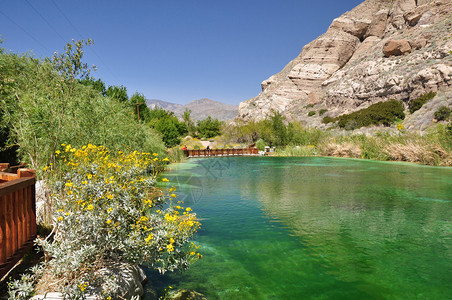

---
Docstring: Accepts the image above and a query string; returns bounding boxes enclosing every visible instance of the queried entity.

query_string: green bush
[337,100,405,130]
[434,106,451,121]
[8,145,200,298]
[319,109,328,116]
[308,111,316,116]
[409,92,436,114]
[255,139,266,151]
[322,116,335,124]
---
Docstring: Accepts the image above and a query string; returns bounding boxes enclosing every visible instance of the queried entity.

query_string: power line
[50,0,84,40]
[25,0,67,44]
[50,0,120,82]
[0,9,52,53]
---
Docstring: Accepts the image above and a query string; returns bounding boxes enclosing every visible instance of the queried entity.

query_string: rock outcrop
[238,0,452,131]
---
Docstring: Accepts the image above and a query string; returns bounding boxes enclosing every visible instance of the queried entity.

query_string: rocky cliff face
[238,0,452,131]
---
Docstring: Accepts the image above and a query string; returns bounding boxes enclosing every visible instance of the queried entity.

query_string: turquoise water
[145,157,452,299]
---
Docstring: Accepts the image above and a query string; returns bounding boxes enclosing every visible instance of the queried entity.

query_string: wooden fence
[183,148,259,158]
[0,164,36,279]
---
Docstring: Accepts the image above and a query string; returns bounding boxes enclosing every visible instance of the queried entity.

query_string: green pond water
[145,157,452,299]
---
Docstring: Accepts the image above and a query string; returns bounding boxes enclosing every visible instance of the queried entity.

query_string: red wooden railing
[183,148,259,158]
[0,164,36,279]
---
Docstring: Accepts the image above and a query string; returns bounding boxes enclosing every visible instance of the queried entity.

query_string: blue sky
[0,0,363,105]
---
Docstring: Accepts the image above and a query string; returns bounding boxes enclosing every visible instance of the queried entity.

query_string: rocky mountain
[238,0,452,131]
[146,98,238,121]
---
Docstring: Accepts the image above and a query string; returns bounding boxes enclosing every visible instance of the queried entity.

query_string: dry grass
[384,142,452,166]
[320,142,362,158]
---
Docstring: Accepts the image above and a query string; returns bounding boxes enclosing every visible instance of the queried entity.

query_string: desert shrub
[337,100,405,129]
[319,109,328,116]
[409,92,436,113]
[9,145,201,298]
[308,111,316,116]
[287,121,328,146]
[322,116,335,124]
[434,106,451,121]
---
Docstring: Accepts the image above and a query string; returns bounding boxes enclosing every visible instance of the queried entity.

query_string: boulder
[382,39,412,56]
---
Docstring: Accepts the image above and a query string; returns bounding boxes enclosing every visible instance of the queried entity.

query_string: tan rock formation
[383,39,412,56]
[238,0,452,131]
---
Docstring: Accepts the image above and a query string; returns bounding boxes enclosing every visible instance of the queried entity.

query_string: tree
[270,111,288,146]
[52,39,95,82]
[155,118,181,147]
[106,85,128,103]
[130,92,151,122]
[182,108,195,136]
[78,77,106,96]
[197,116,221,139]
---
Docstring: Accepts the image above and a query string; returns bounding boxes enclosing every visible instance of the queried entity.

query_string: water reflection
[153,157,452,299]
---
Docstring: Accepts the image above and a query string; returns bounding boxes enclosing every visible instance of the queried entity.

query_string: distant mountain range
[146,98,238,121]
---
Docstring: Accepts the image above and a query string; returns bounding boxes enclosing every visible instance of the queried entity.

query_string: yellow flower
[167,244,174,252]
[106,219,112,225]
[153,157,159,161]
[65,212,70,216]
[162,157,170,162]
[43,166,48,171]
[190,251,196,256]
[65,182,73,187]
[170,194,177,198]
[186,207,192,212]
[67,190,73,195]
[139,216,148,222]
[87,174,93,179]
[152,153,158,156]
[106,194,114,200]
[107,207,113,213]
[145,234,154,243]
[57,216,63,222]
[82,181,88,185]
[161,178,169,182]
[87,204,94,211]
[170,237,175,244]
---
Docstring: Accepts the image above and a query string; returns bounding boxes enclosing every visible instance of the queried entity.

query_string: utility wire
[0,9,52,53]
[25,0,67,43]
[50,0,120,81]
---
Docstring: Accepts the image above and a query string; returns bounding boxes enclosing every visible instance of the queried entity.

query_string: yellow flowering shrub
[33,144,200,297]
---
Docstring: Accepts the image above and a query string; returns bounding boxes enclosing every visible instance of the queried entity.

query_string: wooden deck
[0,164,36,279]
[183,148,259,158]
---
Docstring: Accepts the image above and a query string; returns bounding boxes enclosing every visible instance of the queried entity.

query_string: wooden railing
[183,148,259,158]
[0,164,36,279]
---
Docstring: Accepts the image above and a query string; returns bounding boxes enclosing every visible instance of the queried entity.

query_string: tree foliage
[105,85,128,103]
[196,116,222,139]
[130,92,151,122]
[78,77,106,96]
[0,40,165,171]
